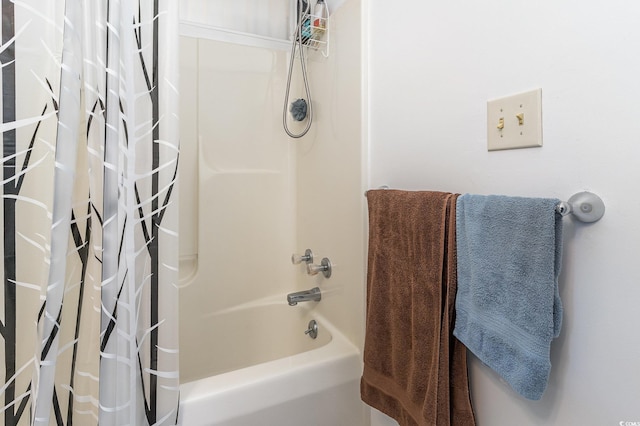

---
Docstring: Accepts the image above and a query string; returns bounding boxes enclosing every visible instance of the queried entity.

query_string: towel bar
[365,187,605,223]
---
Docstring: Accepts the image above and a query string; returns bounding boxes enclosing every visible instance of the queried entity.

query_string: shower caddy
[297,2,330,58]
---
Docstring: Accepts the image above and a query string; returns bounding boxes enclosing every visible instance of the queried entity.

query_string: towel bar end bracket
[558,191,605,223]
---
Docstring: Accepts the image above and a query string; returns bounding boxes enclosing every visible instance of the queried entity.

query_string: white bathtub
[178,296,364,426]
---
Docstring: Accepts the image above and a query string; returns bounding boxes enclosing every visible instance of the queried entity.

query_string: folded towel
[361,190,475,426]
[453,194,563,400]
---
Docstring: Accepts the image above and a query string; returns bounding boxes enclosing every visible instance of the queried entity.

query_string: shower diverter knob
[304,320,318,339]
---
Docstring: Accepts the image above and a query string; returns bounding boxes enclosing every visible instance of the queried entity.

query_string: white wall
[368,1,640,425]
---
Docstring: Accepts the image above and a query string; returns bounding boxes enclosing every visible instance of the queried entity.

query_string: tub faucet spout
[287,287,321,306]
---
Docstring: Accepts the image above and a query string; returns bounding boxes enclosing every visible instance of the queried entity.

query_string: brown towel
[361,190,475,426]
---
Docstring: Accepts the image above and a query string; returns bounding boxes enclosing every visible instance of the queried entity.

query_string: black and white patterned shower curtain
[0,1,180,424]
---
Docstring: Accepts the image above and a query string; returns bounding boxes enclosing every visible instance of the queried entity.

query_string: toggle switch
[487,88,542,151]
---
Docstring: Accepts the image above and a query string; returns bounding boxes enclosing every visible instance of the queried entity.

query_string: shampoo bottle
[313,0,327,30]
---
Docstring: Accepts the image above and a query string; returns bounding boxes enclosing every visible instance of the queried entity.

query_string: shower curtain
[1,1,180,425]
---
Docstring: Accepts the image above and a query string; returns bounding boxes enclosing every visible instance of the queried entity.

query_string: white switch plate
[487,89,542,151]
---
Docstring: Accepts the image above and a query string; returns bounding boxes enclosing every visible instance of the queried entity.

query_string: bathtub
[178,295,364,426]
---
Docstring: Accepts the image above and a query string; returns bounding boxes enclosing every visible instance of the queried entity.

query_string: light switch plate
[487,89,542,151]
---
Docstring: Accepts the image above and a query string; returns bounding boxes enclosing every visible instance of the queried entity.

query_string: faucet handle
[306,257,332,278]
[292,249,314,264]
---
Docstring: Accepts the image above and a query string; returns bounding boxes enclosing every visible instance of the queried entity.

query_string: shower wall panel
[179,37,296,317]
[294,0,365,352]
[179,37,199,269]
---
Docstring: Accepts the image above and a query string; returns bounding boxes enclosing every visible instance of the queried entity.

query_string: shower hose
[283,0,313,138]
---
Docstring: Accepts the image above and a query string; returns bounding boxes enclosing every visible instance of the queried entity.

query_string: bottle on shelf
[297,0,312,44]
[309,0,328,47]
[313,0,328,31]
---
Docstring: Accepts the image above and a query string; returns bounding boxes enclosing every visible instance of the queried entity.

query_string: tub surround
[180,296,330,383]
[178,0,366,424]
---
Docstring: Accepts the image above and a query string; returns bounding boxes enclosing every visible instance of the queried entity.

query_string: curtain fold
[1,1,180,425]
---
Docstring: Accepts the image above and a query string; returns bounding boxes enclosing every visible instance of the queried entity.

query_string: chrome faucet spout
[287,287,321,306]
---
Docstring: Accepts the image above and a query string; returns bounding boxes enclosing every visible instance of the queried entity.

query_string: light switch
[487,89,542,151]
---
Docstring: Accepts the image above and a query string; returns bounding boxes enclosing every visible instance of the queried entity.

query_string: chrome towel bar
[365,187,605,223]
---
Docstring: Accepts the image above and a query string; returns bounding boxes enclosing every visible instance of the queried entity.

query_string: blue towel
[453,194,563,400]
